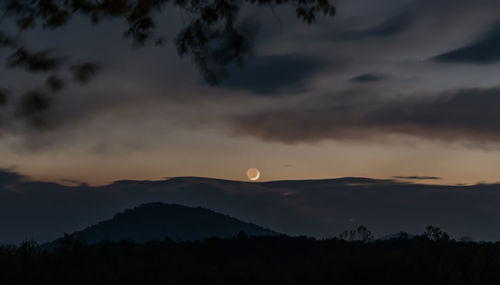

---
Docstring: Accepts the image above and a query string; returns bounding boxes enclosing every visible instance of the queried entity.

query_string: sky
[2,0,500,185]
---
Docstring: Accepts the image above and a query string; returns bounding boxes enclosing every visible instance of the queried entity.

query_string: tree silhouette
[338,225,373,242]
[356,225,373,242]
[423,225,450,242]
[0,0,336,124]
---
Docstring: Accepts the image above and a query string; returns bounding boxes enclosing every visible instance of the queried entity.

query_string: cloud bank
[2,170,500,244]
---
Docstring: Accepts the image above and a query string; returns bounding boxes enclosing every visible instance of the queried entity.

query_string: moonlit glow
[247,168,260,181]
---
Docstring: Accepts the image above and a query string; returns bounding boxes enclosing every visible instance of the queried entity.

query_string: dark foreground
[2,233,500,284]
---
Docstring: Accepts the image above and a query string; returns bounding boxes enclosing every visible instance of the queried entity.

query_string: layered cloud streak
[230,87,500,145]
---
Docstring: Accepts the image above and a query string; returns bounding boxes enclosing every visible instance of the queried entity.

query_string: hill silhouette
[59,203,277,244]
[4,168,500,244]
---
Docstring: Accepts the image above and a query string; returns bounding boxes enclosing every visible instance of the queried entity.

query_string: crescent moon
[250,171,260,181]
[247,168,260,181]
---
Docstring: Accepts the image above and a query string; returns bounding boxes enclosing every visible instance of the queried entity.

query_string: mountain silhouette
[5,168,500,244]
[57,202,278,244]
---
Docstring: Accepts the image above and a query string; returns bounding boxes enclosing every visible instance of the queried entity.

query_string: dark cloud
[434,22,500,64]
[59,179,82,185]
[2,170,500,243]
[0,89,7,105]
[350,72,387,83]
[218,54,327,95]
[393,176,441,180]
[2,0,500,150]
[230,87,500,145]
[0,168,24,186]
[335,7,417,41]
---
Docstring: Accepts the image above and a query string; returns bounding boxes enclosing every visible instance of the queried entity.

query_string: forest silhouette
[1,226,500,284]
